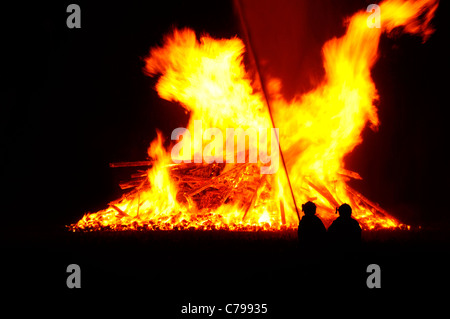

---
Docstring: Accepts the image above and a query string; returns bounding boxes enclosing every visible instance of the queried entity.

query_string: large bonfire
[70,0,438,232]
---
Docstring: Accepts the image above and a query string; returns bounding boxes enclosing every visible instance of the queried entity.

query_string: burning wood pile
[69,161,282,231]
[68,159,399,232]
[69,0,438,232]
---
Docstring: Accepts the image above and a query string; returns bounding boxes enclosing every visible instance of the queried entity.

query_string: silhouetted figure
[298,201,326,253]
[328,203,361,253]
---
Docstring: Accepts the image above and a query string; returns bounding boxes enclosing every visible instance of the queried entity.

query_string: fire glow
[69,0,439,232]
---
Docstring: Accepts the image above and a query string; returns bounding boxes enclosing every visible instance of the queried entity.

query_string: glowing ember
[69,0,438,232]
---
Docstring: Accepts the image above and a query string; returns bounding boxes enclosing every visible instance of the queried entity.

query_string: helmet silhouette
[337,203,352,218]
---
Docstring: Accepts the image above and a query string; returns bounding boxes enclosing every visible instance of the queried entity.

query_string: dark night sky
[2,0,449,228]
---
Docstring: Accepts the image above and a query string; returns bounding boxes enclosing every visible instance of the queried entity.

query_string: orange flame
[70,0,438,231]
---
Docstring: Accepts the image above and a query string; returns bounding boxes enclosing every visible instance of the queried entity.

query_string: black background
[2,0,450,310]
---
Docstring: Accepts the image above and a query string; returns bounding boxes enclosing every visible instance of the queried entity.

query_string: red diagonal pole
[235,0,301,223]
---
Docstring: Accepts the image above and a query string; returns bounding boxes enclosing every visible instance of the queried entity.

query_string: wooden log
[188,163,249,196]
[242,175,267,221]
[131,172,147,178]
[109,161,153,168]
[136,192,140,217]
[344,185,392,218]
[315,202,335,215]
[338,168,362,180]
[218,188,234,206]
[119,179,145,190]
[280,200,286,225]
[110,204,128,218]
[306,178,340,208]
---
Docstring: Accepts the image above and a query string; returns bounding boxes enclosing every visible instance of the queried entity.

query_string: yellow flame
[71,0,438,232]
